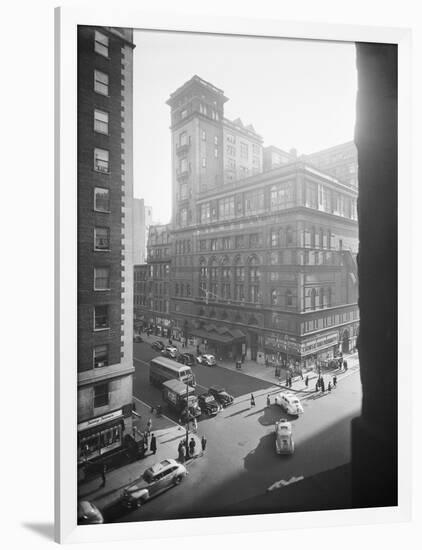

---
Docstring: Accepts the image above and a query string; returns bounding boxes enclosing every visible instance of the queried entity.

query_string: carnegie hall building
[146,75,359,368]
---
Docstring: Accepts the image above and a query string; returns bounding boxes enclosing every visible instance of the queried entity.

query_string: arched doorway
[342,329,350,353]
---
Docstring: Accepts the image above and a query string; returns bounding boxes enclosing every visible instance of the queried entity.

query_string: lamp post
[185,383,190,457]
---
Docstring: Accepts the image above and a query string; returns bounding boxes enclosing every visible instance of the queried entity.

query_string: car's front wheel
[173,475,183,485]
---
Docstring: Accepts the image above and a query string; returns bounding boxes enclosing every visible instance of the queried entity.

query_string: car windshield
[143,469,154,483]
[202,395,214,403]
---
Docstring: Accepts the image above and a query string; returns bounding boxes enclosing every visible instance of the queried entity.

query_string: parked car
[208,385,234,407]
[121,459,188,508]
[177,353,196,366]
[164,345,178,358]
[151,340,165,351]
[77,501,104,525]
[198,393,221,416]
[196,354,217,367]
[133,334,143,343]
[275,392,304,416]
[275,419,294,455]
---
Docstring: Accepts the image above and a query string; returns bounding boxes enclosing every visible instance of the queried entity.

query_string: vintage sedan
[208,385,234,407]
[122,459,188,508]
[275,419,295,455]
[177,353,196,366]
[77,500,104,524]
[151,340,165,351]
[275,392,304,416]
[198,393,221,416]
[196,354,217,367]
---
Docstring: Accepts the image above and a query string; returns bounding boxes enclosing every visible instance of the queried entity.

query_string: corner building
[77,26,135,464]
[167,76,359,368]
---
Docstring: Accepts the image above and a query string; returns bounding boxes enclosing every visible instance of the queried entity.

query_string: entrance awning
[189,327,245,345]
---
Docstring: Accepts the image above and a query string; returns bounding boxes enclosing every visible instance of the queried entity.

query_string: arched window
[221,256,231,300]
[311,226,316,247]
[319,288,324,308]
[248,256,261,303]
[311,288,317,310]
[285,290,293,307]
[320,228,324,248]
[199,257,207,299]
[209,258,218,299]
[234,256,244,301]
[271,289,278,306]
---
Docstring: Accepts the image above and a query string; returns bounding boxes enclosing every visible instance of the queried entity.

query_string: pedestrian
[344,360,348,371]
[201,435,207,453]
[333,375,337,388]
[265,358,269,368]
[300,370,304,380]
[100,463,107,487]
[143,431,149,447]
[305,375,309,387]
[192,416,198,433]
[146,417,152,434]
[196,345,200,355]
[150,433,157,455]
[321,379,325,392]
[178,440,185,463]
[189,437,196,457]
[250,393,256,407]
[328,381,332,392]
[315,381,319,392]
[266,394,271,407]
[274,394,279,406]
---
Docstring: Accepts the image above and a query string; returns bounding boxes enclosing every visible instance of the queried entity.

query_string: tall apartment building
[165,76,359,367]
[263,145,297,171]
[133,198,152,264]
[77,26,135,464]
[304,141,358,189]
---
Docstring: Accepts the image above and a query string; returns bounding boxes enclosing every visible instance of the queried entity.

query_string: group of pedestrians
[177,435,207,463]
[315,374,337,393]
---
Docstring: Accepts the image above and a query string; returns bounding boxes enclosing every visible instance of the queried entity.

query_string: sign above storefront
[78,409,123,432]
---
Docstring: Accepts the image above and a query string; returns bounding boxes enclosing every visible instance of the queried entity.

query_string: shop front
[189,325,246,361]
[264,334,301,368]
[78,409,125,464]
[300,331,339,369]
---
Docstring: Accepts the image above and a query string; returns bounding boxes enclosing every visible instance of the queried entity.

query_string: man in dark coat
[150,433,157,455]
[250,394,256,407]
[201,435,207,453]
[189,437,196,457]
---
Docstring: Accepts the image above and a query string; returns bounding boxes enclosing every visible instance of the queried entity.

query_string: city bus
[149,356,196,388]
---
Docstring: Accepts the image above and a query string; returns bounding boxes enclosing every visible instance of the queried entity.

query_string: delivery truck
[162,379,201,422]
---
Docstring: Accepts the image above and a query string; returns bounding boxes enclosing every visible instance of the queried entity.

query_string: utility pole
[185,383,190,457]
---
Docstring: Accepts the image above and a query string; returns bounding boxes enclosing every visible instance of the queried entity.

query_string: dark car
[177,353,195,366]
[134,334,143,343]
[151,340,165,351]
[198,393,221,416]
[208,386,234,407]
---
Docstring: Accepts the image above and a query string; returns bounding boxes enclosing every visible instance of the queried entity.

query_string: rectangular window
[94,382,109,408]
[94,148,109,173]
[240,142,248,159]
[210,239,217,251]
[202,158,206,168]
[179,131,187,146]
[94,70,109,96]
[94,227,110,250]
[250,233,260,248]
[94,305,109,330]
[235,235,244,248]
[94,267,110,290]
[199,240,207,251]
[222,237,231,250]
[94,31,109,57]
[94,109,109,134]
[200,203,210,223]
[218,197,235,220]
[202,130,206,141]
[252,143,260,155]
[214,136,218,145]
[181,109,188,119]
[94,187,110,212]
[94,345,109,368]
[214,148,218,158]
[226,145,236,156]
[245,190,265,215]
[227,134,236,144]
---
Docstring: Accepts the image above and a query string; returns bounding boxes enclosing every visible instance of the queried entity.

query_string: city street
[106,342,362,523]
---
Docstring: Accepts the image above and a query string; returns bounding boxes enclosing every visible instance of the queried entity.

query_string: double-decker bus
[149,356,195,388]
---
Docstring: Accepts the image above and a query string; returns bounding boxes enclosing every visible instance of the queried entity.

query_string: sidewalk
[78,424,202,511]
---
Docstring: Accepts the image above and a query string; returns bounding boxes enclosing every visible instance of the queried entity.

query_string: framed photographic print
[55,6,411,544]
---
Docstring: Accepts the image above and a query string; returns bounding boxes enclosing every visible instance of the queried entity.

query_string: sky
[133,30,357,225]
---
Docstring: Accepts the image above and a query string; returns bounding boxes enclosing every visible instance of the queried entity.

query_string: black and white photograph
[74,23,400,528]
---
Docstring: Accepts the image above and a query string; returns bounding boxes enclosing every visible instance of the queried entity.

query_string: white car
[275,392,304,416]
[122,459,188,508]
[196,354,217,366]
[162,345,178,358]
[275,419,294,455]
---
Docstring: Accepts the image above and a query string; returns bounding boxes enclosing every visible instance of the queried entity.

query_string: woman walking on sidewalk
[150,433,157,455]
[250,394,256,408]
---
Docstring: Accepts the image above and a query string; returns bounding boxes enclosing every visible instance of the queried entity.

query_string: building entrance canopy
[190,324,245,345]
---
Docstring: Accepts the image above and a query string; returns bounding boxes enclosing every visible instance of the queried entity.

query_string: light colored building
[303,141,358,189]
[263,145,297,171]
[133,198,152,264]
[223,118,263,184]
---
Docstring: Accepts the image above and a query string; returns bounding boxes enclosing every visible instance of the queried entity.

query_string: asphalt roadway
[109,342,362,523]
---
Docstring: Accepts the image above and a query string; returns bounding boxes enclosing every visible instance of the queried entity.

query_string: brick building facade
[77,26,135,464]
